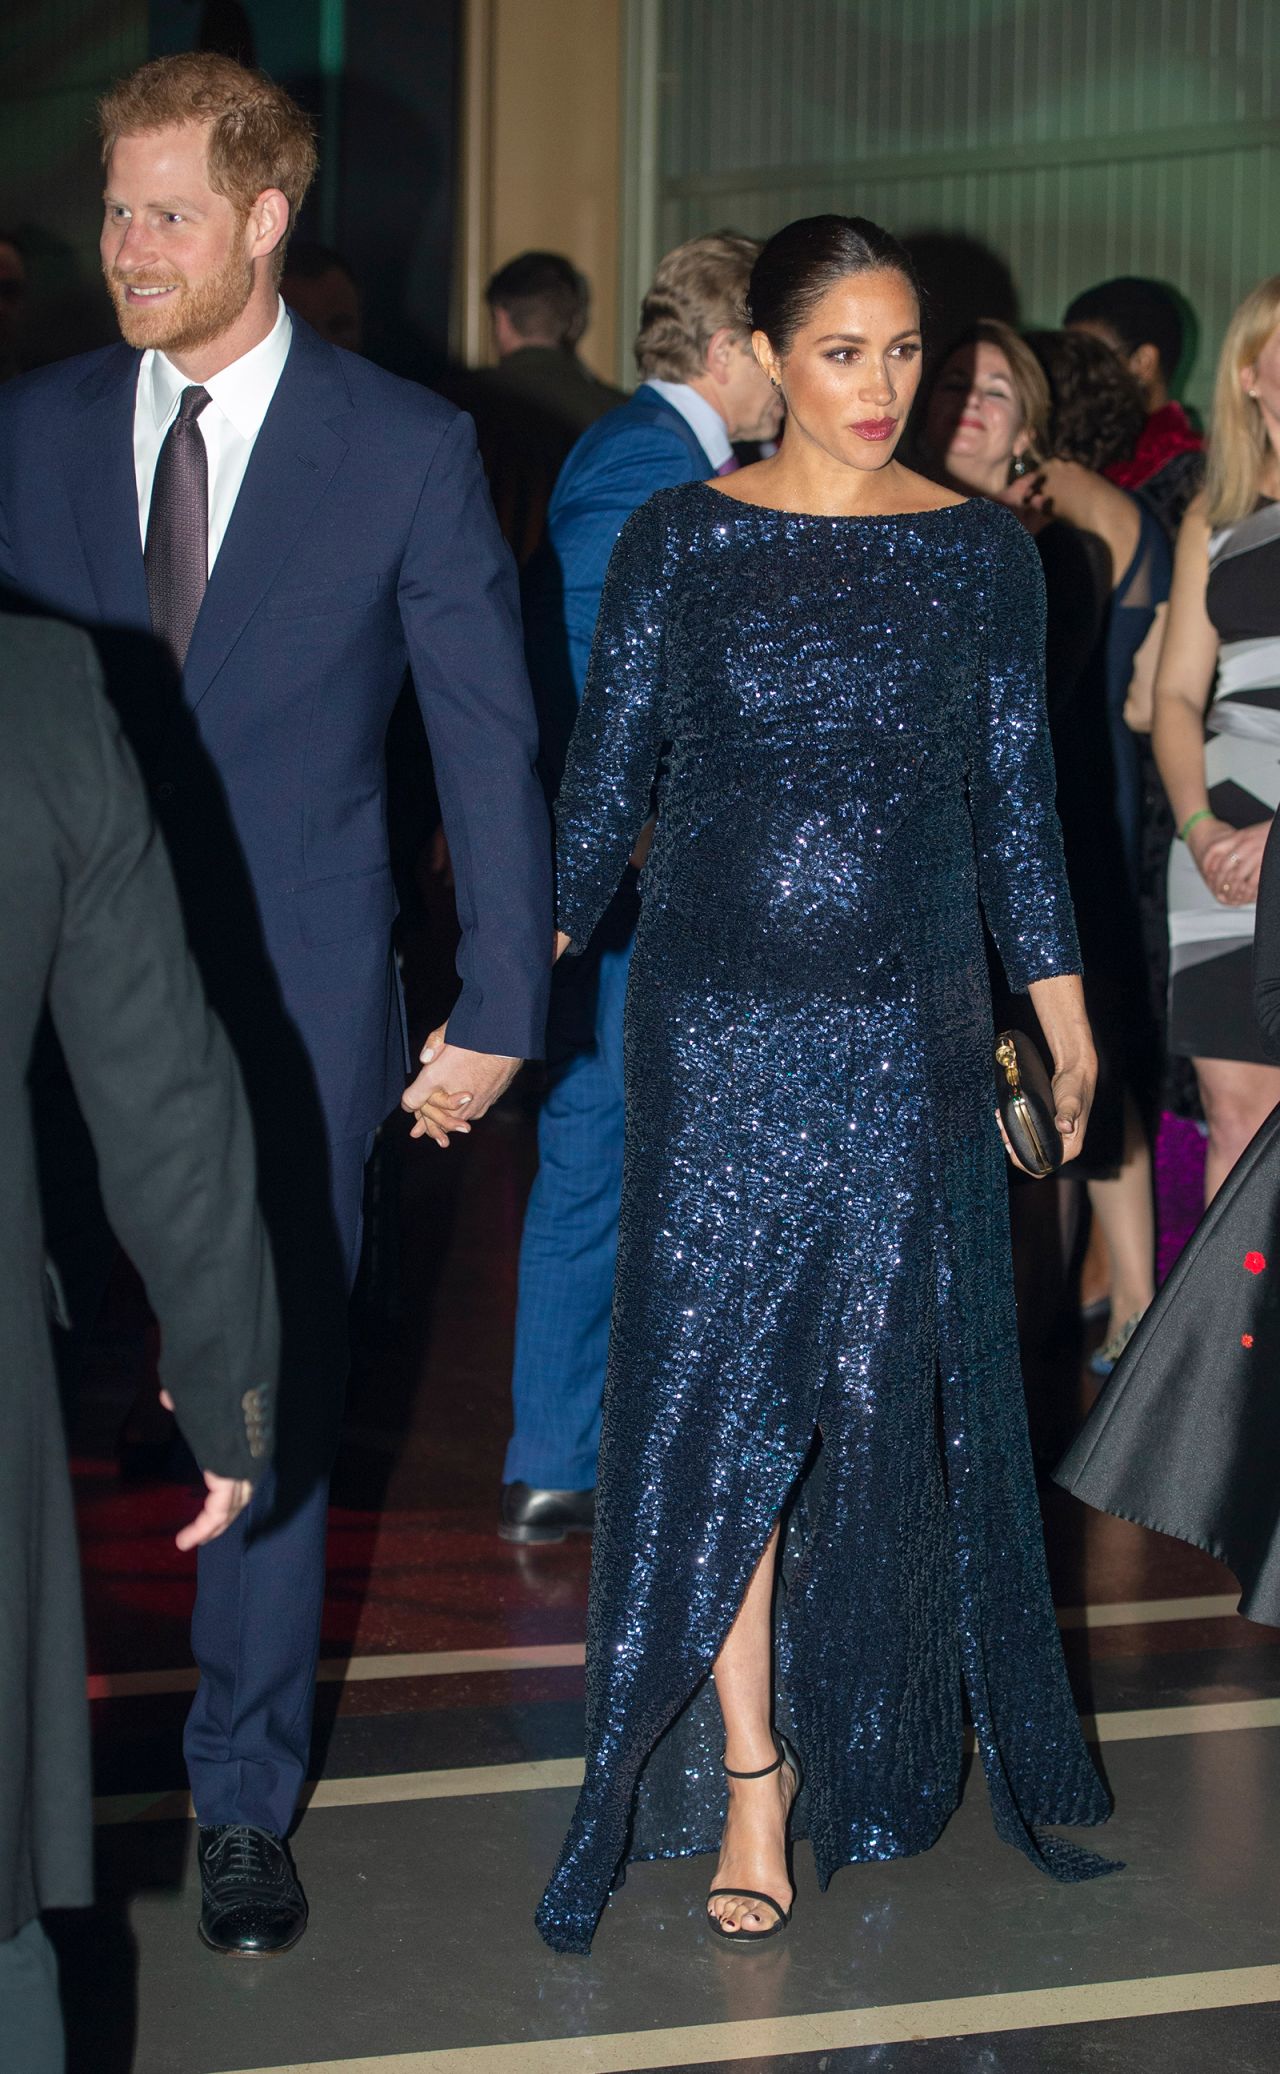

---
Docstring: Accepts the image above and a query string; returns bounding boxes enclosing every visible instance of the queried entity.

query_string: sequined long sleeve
[968,504,1082,992]
[553,498,668,948]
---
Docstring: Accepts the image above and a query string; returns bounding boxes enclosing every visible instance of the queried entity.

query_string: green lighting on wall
[319,0,344,77]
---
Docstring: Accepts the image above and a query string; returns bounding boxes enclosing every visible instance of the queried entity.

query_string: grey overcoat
[0,612,278,1940]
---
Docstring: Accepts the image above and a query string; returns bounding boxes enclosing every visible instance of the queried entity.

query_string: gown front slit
[537,483,1114,1955]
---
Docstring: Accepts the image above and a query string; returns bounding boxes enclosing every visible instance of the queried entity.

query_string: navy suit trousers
[185,1127,372,1835]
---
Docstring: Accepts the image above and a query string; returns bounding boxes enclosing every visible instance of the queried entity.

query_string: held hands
[401,1023,522,1147]
[1189,816,1271,906]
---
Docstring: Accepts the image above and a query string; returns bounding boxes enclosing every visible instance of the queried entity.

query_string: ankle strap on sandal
[723,1734,784,1780]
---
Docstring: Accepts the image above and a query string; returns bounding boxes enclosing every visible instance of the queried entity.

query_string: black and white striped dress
[1168,500,1280,1063]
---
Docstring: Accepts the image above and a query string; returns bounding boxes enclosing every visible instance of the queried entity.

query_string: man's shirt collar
[644,378,734,471]
[141,295,293,439]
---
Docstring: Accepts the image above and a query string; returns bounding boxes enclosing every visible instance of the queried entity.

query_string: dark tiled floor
[65,1112,1280,2074]
[654,2003,1280,2074]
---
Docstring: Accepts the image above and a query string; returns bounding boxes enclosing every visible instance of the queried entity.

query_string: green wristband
[1179,808,1213,843]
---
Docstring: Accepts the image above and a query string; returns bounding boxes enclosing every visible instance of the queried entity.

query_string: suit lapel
[182,322,353,710]
[62,347,150,629]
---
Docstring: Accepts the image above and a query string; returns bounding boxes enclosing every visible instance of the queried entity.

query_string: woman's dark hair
[748,214,920,356]
[1025,328,1147,472]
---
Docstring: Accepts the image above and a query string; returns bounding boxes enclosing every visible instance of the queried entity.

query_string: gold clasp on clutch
[995,1035,1021,1094]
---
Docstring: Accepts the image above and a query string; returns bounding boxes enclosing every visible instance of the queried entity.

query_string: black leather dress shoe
[499,1481,595,1544]
[197,1824,308,1956]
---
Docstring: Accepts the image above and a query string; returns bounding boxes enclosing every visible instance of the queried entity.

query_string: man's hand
[176,1472,254,1551]
[401,1022,522,1145]
[158,1390,254,1549]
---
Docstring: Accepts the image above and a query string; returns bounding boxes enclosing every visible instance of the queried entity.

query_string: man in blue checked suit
[0,54,550,1959]
[500,232,782,1543]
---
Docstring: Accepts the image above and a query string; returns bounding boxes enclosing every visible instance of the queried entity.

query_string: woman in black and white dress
[1155,277,1280,1200]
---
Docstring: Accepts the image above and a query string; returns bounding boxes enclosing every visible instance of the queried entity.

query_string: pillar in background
[456,0,623,384]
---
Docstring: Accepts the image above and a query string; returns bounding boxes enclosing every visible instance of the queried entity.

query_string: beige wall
[456,0,624,381]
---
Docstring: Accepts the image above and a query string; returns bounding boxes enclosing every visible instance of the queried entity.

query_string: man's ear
[248,188,290,265]
[704,325,737,386]
[1128,341,1161,394]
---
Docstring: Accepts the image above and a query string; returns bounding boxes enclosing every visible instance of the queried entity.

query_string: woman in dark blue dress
[535,219,1114,1955]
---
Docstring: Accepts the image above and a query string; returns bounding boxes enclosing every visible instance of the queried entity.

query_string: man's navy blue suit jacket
[523,383,714,805]
[522,383,714,1051]
[0,317,552,1142]
[538,383,714,702]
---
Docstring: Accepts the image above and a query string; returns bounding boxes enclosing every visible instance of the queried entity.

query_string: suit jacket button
[154,781,175,802]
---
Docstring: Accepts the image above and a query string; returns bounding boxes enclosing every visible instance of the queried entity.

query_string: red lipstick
[852,417,897,441]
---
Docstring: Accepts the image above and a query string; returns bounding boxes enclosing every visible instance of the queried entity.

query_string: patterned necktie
[145,384,211,667]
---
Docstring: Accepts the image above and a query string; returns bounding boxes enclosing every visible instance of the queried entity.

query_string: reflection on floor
[62,1109,1280,2074]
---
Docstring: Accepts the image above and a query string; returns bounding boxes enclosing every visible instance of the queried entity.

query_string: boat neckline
[693,480,973,522]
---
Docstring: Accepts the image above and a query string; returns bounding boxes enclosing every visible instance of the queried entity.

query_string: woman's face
[1242,319,1280,429]
[925,341,1029,489]
[757,268,923,471]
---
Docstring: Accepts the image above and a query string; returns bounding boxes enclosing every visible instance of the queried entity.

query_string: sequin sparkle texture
[536,484,1116,1954]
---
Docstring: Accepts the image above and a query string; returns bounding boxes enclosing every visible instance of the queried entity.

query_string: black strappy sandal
[706,1732,802,1946]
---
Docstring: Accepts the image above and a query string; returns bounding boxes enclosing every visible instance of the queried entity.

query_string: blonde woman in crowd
[1154,277,1280,1200]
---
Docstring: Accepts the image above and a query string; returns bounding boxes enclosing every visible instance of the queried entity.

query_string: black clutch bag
[993,1030,1064,1178]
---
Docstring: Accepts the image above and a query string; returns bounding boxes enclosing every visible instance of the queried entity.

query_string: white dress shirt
[133,296,293,573]
[643,377,733,472]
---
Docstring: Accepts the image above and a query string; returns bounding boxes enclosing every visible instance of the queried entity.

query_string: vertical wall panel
[641,0,1279,410]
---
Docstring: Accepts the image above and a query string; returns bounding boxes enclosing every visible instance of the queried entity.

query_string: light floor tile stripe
[92,1696,1280,1826]
[1057,1592,1240,1629]
[214,1963,1280,2073]
[86,1643,587,1701]
[1083,1696,1280,1742]
[94,1758,588,1826]
[85,1594,1252,1701]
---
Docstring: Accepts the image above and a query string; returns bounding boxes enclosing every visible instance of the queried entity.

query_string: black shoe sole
[198,1918,308,1958]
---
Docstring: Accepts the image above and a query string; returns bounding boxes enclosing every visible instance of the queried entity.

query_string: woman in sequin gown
[534,219,1113,1955]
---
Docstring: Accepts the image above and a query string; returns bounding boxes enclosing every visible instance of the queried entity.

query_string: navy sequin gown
[537,483,1114,1954]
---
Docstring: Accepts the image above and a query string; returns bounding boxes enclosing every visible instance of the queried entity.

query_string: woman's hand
[1048,1054,1095,1164]
[1019,972,1097,1171]
[1193,818,1272,905]
[997,1052,1094,1173]
[404,1023,472,1147]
